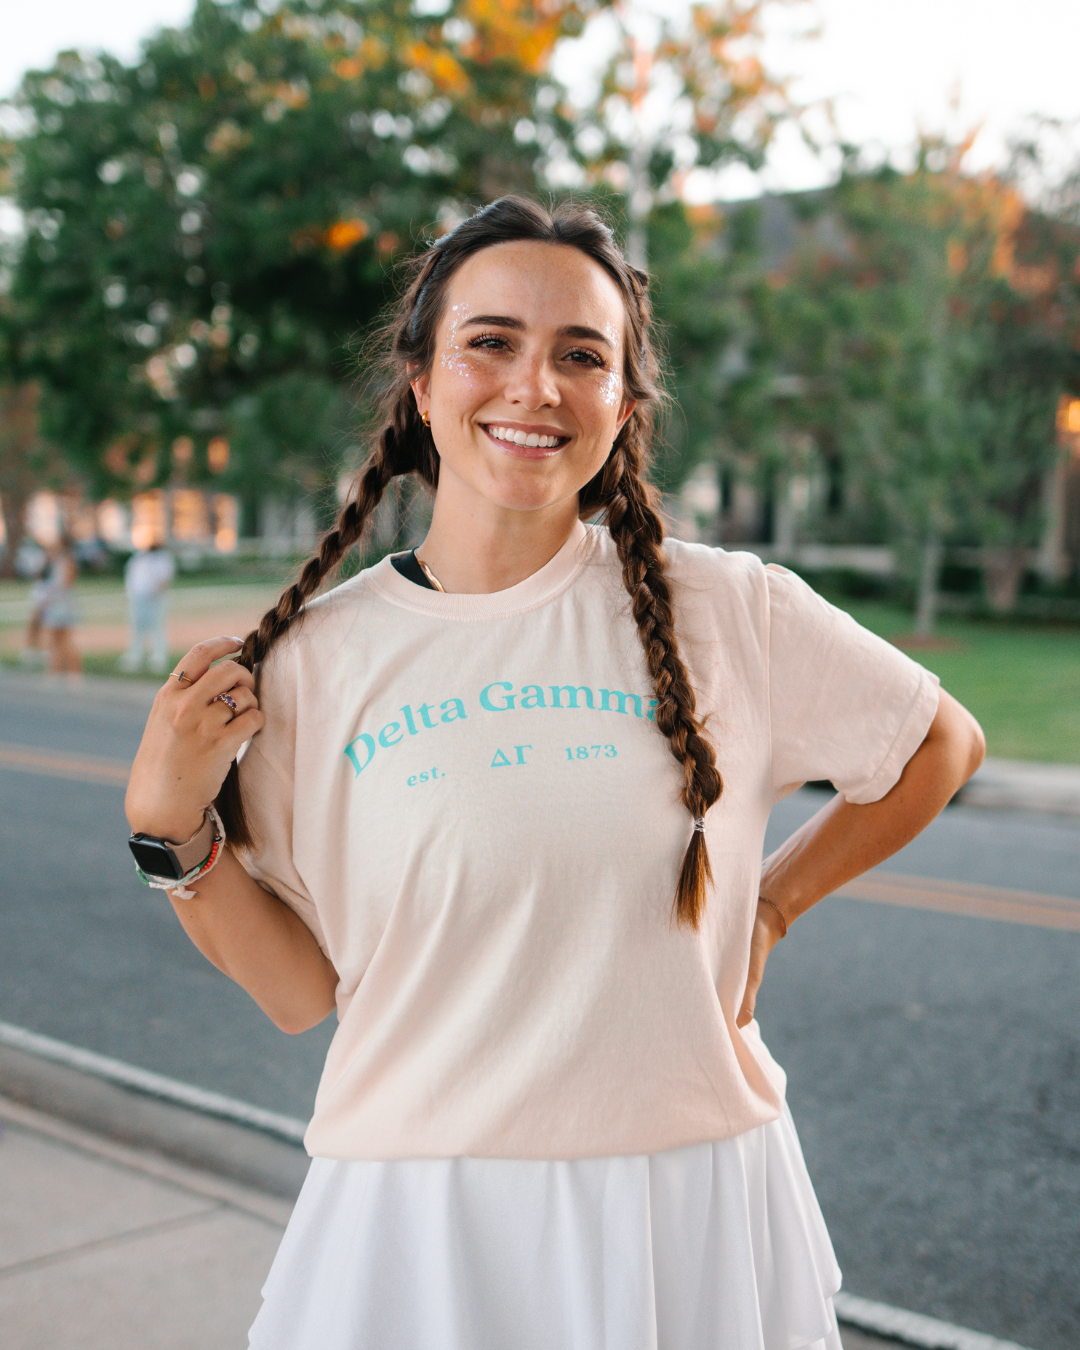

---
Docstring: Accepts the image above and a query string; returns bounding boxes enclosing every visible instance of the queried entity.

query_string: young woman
[126,197,985,1350]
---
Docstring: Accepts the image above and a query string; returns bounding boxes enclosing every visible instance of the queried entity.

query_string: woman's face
[411,240,636,518]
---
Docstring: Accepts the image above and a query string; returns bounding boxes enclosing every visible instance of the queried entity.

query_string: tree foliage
[769,142,1080,628]
[0,0,577,513]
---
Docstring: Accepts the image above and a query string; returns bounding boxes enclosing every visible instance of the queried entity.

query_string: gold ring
[176,671,193,684]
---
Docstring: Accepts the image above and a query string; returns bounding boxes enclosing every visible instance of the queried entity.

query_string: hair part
[216,195,722,927]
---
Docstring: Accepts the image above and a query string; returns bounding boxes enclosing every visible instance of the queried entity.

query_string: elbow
[968,719,987,780]
[270,1004,333,1036]
[960,711,986,785]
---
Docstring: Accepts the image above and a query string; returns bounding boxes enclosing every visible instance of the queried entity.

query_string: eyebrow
[460,315,615,347]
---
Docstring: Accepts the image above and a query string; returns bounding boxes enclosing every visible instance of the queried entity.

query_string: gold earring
[421,411,430,427]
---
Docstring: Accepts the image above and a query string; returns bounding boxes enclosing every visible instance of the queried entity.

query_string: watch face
[129,836,184,880]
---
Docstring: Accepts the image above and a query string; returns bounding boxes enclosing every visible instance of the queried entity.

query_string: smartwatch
[128,811,216,881]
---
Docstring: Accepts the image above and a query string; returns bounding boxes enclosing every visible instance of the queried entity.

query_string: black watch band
[128,811,216,881]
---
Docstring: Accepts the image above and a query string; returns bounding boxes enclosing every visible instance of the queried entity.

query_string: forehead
[440,240,627,342]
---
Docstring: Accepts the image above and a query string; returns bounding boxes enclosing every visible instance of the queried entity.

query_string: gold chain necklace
[414,555,446,593]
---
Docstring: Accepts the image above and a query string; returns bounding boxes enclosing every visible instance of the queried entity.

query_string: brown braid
[218,195,721,926]
[602,434,723,927]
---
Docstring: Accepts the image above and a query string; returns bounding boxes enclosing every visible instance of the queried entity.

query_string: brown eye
[565,347,605,368]
[468,333,510,351]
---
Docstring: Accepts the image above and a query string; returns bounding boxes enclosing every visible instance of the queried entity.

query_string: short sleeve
[766,565,940,804]
[235,644,328,955]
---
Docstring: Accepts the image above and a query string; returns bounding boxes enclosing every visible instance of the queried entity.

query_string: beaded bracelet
[758,894,788,938]
[134,804,225,899]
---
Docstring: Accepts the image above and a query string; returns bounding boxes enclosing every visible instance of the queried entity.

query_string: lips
[482,423,570,452]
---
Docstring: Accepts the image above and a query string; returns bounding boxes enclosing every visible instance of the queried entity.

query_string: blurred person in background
[120,541,175,675]
[35,534,81,679]
[21,575,47,668]
[125,198,985,1350]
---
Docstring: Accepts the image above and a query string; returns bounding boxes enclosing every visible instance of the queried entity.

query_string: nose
[503,351,561,410]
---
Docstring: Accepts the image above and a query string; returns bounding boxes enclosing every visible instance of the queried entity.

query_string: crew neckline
[366,519,594,620]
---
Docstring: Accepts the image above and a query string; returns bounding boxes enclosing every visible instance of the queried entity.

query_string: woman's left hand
[736,900,787,1029]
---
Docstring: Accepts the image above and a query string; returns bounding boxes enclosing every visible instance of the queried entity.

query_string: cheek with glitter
[437,304,484,382]
[598,322,625,407]
[598,368,622,407]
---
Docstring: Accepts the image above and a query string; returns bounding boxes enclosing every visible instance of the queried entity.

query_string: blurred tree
[0,0,578,525]
[770,143,1080,631]
[555,0,811,269]
[0,383,56,575]
[642,197,782,500]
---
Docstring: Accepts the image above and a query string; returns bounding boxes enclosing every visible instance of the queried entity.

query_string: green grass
[824,597,1080,764]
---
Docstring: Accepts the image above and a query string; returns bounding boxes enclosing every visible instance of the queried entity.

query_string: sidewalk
[1,1093,911,1350]
[0,1095,288,1350]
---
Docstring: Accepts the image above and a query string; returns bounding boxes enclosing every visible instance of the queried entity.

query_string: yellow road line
[0,742,131,786]
[0,741,1077,933]
[837,872,1080,932]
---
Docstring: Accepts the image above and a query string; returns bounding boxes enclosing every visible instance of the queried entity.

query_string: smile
[482,424,569,453]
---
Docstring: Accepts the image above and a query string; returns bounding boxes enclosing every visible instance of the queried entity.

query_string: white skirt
[249,1104,842,1350]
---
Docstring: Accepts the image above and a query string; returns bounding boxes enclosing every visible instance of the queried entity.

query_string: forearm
[761,688,986,924]
[166,847,338,1034]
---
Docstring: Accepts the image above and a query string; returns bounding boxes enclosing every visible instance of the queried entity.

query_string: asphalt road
[1,674,1077,1350]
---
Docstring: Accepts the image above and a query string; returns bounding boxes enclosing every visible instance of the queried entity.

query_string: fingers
[199,659,256,701]
[169,636,246,689]
[736,910,782,1029]
[213,685,257,718]
[220,706,266,756]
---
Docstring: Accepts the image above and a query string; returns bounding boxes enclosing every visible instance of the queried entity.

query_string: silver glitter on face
[438,303,478,381]
[598,367,622,407]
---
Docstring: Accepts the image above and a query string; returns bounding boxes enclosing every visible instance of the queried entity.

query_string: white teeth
[488,426,561,448]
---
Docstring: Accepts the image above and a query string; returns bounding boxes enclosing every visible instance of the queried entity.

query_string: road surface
[1,673,1076,1349]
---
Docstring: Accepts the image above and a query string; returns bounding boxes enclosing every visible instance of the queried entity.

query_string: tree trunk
[0,487,33,577]
[983,546,1026,613]
[0,384,45,578]
[914,532,943,637]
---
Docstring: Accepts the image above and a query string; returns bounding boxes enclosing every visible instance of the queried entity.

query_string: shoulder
[661,535,766,589]
[588,528,771,637]
[254,566,376,694]
[590,526,766,589]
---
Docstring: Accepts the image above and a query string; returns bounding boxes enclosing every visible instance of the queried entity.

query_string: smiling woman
[123,196,985,1350]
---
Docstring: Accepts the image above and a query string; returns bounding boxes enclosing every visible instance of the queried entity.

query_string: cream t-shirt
[239,521,939,1161]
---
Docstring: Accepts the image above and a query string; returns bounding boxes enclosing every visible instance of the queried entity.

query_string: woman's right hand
[125,636,265,841]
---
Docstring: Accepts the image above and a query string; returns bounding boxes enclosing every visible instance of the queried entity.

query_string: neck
[418,492,582,595]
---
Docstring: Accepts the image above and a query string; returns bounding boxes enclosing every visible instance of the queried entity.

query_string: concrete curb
[834,1293,1037,1350]
[956,757,1080,818]
[0,1023,308,1200]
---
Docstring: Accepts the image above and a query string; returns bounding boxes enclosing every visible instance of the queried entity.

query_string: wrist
[126,807,207,843]
[757,894,789,938]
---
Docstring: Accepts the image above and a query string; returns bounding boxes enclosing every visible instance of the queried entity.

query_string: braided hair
[217,196,722,928]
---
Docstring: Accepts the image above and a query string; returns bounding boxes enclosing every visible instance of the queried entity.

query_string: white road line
[0,1021,307,1144]
[834,1292,1037,1350]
